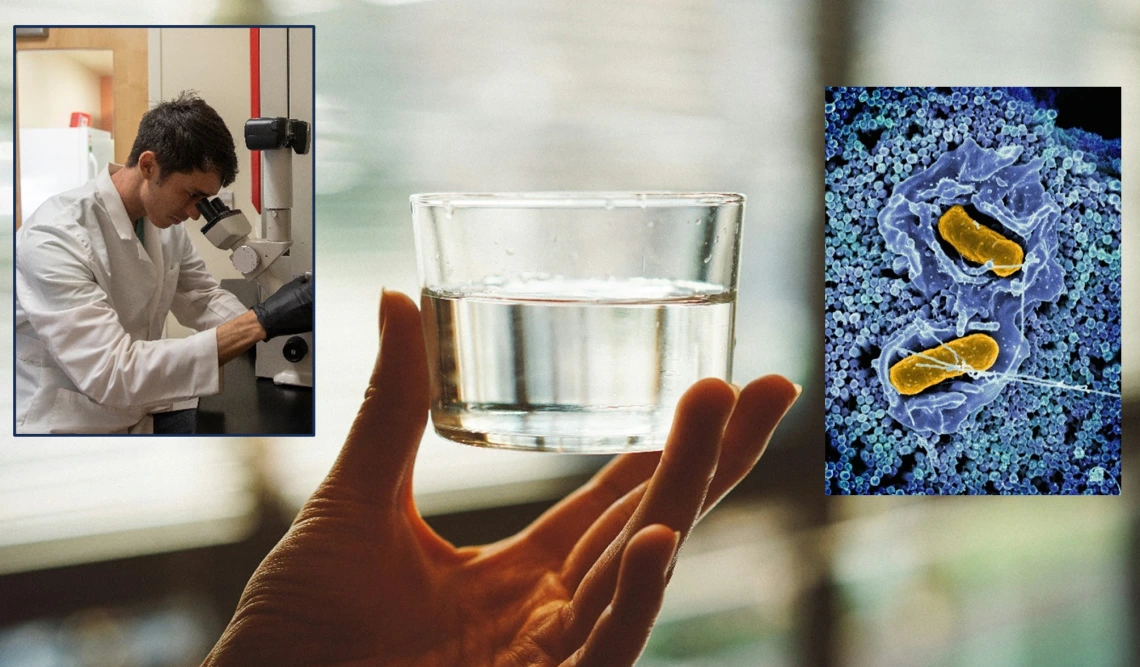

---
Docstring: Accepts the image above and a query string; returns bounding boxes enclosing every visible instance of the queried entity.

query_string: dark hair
[127,91,238,187]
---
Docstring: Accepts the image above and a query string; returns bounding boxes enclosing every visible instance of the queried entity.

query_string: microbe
[825,87,1121,495]
[889,333,1000,395]
[937,205,1024,277]
[874,305,1026,436]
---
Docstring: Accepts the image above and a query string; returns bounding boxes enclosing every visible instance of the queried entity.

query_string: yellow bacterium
[889,332,1000,395]
[938,205,1024,277]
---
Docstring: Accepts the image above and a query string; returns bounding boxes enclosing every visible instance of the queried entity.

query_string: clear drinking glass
[411,192,744,453]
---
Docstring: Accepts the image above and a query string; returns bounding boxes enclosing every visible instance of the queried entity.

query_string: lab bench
[196,279,314,435]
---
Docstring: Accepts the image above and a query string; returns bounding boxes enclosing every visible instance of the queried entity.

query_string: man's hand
[204,290,799,667]
[215,310,267,366]
[253,273,313,340]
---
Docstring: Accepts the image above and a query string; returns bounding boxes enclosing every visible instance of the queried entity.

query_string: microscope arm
[196,198,291,294]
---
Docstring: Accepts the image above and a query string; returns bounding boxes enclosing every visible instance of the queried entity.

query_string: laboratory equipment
[194,27,313,388]
[250,27,314,388]
[412,192,745,453]
[195,112,310,386]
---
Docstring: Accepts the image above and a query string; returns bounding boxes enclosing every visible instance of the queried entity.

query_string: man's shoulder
[21,183,102,235]
[18,183,110,268]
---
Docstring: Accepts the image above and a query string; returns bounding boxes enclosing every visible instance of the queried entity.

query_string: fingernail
[785,383,803,415]
[670,530,682,555]
[379,288,387,329]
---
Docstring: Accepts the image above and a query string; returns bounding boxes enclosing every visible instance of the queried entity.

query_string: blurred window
[0,441,257,574]
[0,0,819,572]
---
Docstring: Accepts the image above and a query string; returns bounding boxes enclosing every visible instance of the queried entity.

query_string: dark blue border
[12,24,318,438]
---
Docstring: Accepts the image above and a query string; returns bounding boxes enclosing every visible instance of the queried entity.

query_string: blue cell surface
[824,87,1121,495]
[874,139,1065,435]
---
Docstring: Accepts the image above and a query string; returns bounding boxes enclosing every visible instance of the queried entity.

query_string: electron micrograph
[824,87,1121,495]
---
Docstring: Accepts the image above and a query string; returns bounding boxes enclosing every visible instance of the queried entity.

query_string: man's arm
[217,310,267,366]
[170,227,249,330]
[17,225,224,408]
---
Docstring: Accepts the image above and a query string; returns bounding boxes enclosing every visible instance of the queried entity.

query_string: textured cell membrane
[825,87,1121,495]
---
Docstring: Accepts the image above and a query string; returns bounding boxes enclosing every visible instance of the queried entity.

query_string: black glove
[253,273,314,340]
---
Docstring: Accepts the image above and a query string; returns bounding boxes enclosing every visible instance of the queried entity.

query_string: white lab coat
[15,165,248,434]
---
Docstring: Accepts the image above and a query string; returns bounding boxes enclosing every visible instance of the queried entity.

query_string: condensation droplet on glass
[703,256,711,264]
[506,248,515,256]
[647,220,656,228]
[444,202,454,219]
[637,193,647,209]
[604,199,615,210]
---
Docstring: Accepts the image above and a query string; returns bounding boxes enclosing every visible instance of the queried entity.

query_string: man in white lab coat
[15,93,313,434]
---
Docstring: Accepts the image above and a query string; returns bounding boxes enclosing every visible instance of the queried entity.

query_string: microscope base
[256,334,314,387]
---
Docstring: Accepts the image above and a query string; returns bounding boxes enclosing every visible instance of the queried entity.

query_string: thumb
[319,290,431,507]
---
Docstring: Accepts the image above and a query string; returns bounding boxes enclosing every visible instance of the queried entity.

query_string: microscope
[196,116,312,387]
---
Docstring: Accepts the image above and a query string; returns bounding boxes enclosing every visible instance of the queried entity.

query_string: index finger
[623,378,737,540]
[699,375,800,516]
[562,378,736,638]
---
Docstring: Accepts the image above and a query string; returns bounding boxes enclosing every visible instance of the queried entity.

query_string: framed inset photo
[14,26,315,435]
[824,87,1121,495]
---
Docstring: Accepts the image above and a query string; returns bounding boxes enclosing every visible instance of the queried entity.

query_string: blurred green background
[0,0,1136,665]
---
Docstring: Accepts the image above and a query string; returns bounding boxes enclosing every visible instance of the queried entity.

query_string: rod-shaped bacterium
[889,332,1000,395]
[938,205,1024,277]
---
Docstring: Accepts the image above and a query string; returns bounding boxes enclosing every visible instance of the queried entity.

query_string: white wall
[286,28,313,278]
[17,50,105,129]
[152,28,252,338]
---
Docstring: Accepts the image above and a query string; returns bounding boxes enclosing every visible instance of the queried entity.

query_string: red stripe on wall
[251,27,261,214]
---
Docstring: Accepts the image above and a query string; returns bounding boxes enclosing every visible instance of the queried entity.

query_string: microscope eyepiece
[196,197,229,222]
[198,197,244,235]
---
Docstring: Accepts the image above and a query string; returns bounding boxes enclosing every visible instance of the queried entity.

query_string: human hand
[204,291,799,666]
[252,273,313,340]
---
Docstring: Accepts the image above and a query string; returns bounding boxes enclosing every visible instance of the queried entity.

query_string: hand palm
[205,292,798,666]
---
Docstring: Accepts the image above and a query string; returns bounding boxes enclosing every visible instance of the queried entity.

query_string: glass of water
[411,192,744,453]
